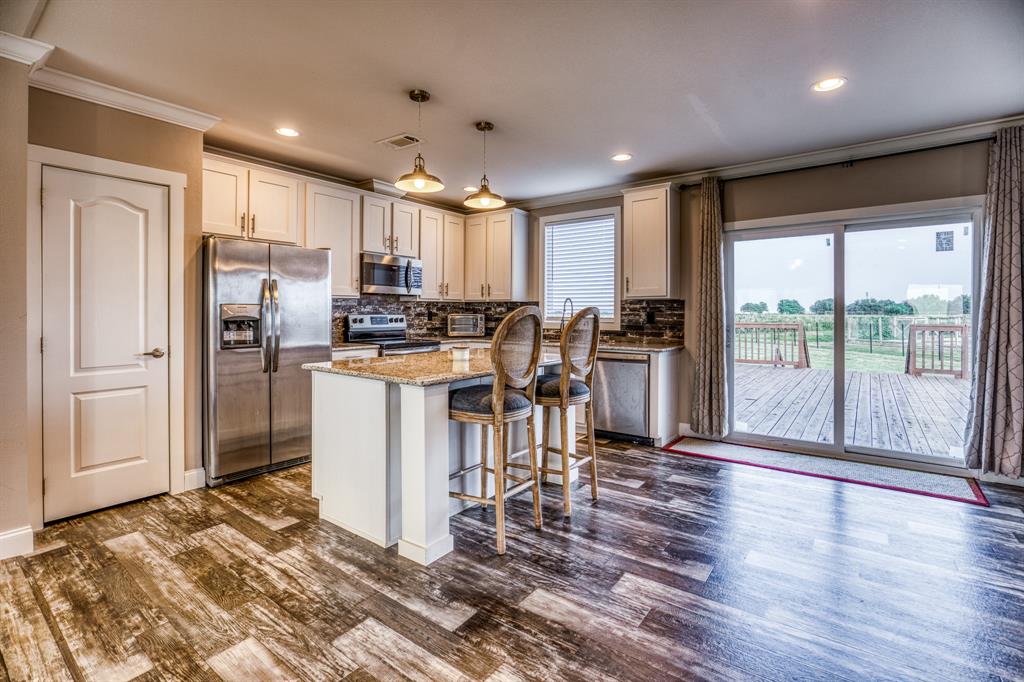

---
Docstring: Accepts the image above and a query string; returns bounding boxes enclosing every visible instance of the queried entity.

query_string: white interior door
[249,169,299,244]
[42,166,170,521]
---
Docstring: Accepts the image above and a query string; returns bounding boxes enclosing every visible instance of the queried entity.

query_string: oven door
[361,253,423,296]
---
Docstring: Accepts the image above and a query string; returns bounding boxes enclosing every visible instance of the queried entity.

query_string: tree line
[739,295,971,315]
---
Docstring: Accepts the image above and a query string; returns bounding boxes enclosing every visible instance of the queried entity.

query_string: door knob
[140,347,165,358]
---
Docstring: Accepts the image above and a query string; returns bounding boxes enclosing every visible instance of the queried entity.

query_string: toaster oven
[447,313,486,337]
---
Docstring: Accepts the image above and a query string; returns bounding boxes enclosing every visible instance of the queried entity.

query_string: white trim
[27,145,189,529]
[0,31,53,71]
[29,67,220,132]
[725,195,988,232]
[184,467,207,491]
[0,526,34,559]
[512,115,1022,210]
[537,206,622,331]
[977,471,1024,489]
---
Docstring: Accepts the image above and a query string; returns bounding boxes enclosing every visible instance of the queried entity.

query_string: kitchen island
[303,349,573,565]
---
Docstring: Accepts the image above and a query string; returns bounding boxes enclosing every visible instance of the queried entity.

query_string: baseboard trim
[183,467,206,491]
[977,470,1024,489]
[0,525,34,560]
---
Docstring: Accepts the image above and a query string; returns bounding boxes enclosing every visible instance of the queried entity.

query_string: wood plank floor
[734,365,971,459]
[3,442,1024,681]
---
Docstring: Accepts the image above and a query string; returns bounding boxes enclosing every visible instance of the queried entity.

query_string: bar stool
[448,306,543,555]
[536,307,600,517]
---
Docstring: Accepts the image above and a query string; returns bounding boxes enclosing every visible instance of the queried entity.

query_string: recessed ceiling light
[275,127,300,137]
[611,153,633,161]
[812,77,846,92]
[463,186,478,192]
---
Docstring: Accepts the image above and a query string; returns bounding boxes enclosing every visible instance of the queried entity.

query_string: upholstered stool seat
[536,375,590,401]
[450,385,531,415]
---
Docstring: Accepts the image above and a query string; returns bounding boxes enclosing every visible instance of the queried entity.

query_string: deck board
[734,365,969,460]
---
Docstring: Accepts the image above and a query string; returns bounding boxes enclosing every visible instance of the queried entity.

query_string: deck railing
[906,324,969,378]
[734,323,810,369]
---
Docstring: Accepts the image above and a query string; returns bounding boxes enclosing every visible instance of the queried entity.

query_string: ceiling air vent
[377,133,422,151]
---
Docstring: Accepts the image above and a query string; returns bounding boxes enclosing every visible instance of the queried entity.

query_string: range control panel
[220,304,261,348]
[348,314,406,331]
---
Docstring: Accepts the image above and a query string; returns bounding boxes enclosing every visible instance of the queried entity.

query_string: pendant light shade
[395,153,445,193]
[395,90,444,194]
[463,175,505,209]
[464,121,504,209]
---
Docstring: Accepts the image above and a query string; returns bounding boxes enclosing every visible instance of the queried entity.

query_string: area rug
[662,437,988,506]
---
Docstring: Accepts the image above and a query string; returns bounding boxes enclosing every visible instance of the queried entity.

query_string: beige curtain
[966,124,1023,477]
[690,177,727,437]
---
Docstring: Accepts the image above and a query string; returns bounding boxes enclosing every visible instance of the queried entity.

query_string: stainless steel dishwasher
[592,351,651,444]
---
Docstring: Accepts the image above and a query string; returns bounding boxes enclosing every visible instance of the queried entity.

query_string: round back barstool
[536,306,600,516]
[448,306,543,554]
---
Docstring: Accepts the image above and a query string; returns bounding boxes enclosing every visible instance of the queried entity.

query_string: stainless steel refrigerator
[203,236,331,486]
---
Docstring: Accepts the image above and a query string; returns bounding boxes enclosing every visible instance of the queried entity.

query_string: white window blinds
[543,214,617,321]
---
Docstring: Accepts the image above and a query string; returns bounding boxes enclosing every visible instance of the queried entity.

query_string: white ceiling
[25,0,1024,207]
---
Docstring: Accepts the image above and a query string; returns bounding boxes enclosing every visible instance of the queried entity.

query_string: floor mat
[662,437,988,506]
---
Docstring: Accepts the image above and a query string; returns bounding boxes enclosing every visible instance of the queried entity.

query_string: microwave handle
[404,261,412,293]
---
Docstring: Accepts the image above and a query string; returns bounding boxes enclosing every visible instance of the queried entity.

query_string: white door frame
[27,145,187,530]
[723,196,986,475]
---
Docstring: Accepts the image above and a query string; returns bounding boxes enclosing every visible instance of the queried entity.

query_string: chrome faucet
[559,297,574,333]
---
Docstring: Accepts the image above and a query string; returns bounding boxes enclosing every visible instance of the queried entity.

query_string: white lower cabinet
[305,183,361,297]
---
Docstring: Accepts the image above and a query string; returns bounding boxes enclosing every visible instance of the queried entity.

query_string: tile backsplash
[332,295,684,346]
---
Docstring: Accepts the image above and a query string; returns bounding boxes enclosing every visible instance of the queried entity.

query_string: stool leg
[560,406,572,517]
[480,424,489,504]
[526,413,542,529]
[540,406,551,484]
[586,400,599,501]
[502,423,511,480]
[493,421,506,555]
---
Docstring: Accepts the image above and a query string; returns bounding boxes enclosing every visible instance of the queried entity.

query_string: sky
[733,221,973,311]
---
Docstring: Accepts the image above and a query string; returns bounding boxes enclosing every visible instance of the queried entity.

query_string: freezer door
[205,237,272,480]
[270,244,331,464]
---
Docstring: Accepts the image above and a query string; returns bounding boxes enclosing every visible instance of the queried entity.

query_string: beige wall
[28,88,205,472]
[678,140,991,425]
[0,59,31,537]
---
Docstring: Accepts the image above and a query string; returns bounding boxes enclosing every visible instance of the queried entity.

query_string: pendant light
[395,89,444,193]
[464,121,505,209]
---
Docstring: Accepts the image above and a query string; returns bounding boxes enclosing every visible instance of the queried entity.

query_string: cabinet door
[419,210,443,300]
[306,183,360,297]
[442,215,465,300]
[486,212,512,300]
[202,159,248,237]
[391,202,419,257]
[362,196,391,254]
[464,215,487,301]
[249,169,300,243]
[623,188,667,298]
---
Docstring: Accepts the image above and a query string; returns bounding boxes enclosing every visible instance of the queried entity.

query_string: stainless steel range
[345,314,441,356]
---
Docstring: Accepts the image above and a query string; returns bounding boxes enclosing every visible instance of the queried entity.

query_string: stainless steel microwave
[361,253,423,296]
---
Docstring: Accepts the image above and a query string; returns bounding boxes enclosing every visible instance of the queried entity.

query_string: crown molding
[0,31,53,72]
[29,67,220,132]
[512,114,1024,211]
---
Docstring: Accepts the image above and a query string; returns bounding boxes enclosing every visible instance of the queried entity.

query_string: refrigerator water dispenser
[219,304,261,348]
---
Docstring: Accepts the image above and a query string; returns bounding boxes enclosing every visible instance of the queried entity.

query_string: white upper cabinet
[622,183,680,299]
[361,195,391,254]
[249,169,300,243]
[202,158,248,238]
[305,183,361,297]
[464,215,487,301]
[419,209,443,300]
[442,214,465,300]
[202,156,301,244]
[391,201,419,257]
[463,209,528,302]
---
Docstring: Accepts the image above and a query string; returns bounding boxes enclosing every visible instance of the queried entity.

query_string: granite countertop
[304,348,563,386]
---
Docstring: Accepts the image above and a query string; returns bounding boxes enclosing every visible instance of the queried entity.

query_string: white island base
[310,368,575,566]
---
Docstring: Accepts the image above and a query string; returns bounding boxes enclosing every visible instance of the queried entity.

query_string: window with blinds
[542,212,618,325]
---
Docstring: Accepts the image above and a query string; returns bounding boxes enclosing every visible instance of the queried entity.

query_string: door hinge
[40,187,44,206]
[42,478,46,495]
[39,336,44,354]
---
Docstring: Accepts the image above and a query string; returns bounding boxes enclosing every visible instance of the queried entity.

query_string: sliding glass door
[726,212,978,467]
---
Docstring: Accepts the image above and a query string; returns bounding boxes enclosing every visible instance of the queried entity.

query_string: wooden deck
[734,364,971,459]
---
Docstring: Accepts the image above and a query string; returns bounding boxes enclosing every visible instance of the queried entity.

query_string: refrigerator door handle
[259,278,271,373]
[271,278,281,372]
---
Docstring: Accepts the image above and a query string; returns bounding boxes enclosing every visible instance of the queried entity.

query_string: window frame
[538,206,622,331]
